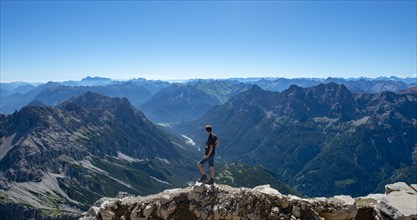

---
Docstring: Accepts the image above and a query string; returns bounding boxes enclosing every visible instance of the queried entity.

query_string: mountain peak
[25,99,47,108]
[306,82,353,99]
[287,84,303,91]
[320,82,350,92]
[81,76,112,81]
[0,92,184,218]
[249,84,264,91]
[79,91,105,100]
[239,84,270,97]
[58,91,131,112]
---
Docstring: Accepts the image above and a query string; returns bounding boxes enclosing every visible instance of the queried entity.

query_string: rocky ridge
[83,182,417,220]
[0,92,197,217]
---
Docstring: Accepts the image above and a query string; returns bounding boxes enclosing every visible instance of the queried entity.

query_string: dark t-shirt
[205,133,217,156]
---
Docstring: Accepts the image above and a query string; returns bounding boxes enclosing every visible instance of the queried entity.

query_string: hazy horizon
[2,74,417,84]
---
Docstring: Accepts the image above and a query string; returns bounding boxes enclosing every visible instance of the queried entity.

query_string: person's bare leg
[210,166,215,179]
[198,163,206,175]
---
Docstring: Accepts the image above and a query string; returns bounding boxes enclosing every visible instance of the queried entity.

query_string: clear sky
[1,1,416,82]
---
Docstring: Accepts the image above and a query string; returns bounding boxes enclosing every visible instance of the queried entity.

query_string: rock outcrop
[81,182,417,220]
[356,182,417,220]
[75,183,374,220]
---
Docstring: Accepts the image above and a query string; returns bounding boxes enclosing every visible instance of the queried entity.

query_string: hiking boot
[206,178,215,185]
[198,175,207,182]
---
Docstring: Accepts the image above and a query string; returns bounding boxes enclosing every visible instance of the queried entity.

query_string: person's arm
[215,139,220,146]
[205,145,214,158]
[204,135,217,159]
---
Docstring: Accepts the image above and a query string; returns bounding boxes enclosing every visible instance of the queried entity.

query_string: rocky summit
[82,182,416,220]
[0,92,196,218]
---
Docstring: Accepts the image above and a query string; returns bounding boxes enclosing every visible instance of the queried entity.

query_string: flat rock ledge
[82,182,417,220]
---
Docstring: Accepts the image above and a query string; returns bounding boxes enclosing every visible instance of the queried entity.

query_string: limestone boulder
[385,182,417,195]
[383,190,417,219]
[192,181,205,193]
[252,184,282,196]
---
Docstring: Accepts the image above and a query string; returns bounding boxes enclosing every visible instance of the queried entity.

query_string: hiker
[197,124,220,184]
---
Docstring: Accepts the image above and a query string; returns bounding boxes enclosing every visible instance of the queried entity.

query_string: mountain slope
[177,83,417,197]
[140,84,221,123]
[216,163,300,196]
[400,86,417,94]
[140,81,251,123]
[192,80,251,103]
[0,92,196,217]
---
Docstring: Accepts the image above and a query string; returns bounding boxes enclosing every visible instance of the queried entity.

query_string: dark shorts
[198,154,215,167]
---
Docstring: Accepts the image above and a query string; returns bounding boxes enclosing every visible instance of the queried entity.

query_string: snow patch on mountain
[79,160,108,175]
[181,134,195,146]
[149,176,171,185]
[115,152,144,163]
[171,141,186,150]
[156,157,170,164]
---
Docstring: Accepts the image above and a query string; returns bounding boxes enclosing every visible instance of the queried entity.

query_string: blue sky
[1,1,416,82]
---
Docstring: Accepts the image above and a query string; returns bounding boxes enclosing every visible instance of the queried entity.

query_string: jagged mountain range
[1,76,416,120]
[0,92,198,216]
[34,82,153,107]
[253,77,415,93]
[177,83,417,197]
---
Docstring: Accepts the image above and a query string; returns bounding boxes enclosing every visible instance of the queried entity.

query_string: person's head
[205,125,212,133]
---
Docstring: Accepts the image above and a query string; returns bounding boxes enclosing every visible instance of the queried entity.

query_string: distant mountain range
[177,83,417,197]
[0,78,171,114]
[0,92,198,217]
[253,77,414,93]
[34,82,153,107]
[1,76,415,122]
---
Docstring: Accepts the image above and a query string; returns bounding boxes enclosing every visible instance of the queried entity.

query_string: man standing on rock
[197,125,220,184]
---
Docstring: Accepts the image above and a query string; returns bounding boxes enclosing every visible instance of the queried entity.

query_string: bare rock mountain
[0,92,196,218]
